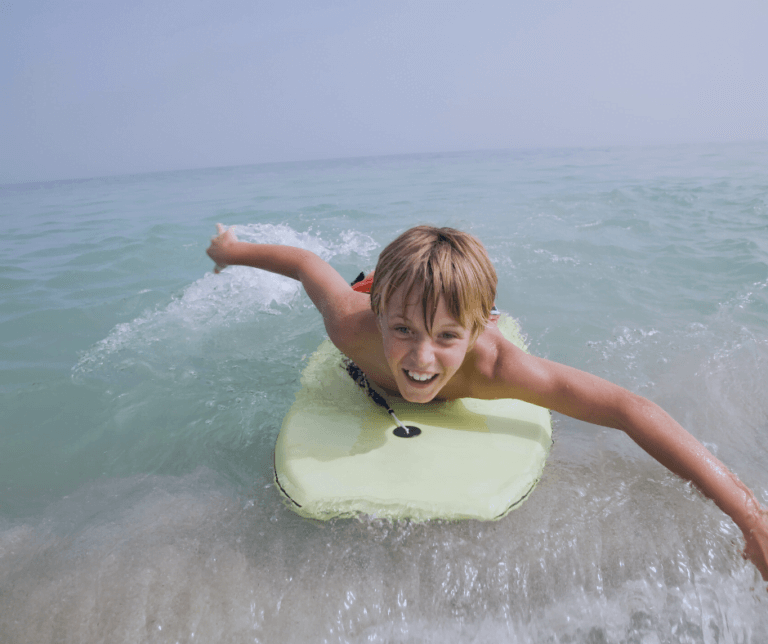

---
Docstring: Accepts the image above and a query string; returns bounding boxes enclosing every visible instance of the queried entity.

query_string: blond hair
[370,226,497,341]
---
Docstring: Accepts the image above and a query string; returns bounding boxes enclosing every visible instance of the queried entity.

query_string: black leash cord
[343,359,412,436]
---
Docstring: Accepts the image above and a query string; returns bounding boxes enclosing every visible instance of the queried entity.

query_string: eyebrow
[388,310,466,331]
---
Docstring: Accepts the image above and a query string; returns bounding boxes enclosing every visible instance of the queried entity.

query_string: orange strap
[351,271,375,293]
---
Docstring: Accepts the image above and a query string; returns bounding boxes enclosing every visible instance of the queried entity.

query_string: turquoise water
[2,142,768,642]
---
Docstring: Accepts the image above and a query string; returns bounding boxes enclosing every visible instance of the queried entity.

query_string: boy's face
[378,286,472,403]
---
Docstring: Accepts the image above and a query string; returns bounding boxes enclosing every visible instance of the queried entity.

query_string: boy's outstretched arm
[205,224,360,333]
[490,346,768,581]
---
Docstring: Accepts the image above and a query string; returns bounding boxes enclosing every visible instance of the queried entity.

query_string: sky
[2,0,767,184]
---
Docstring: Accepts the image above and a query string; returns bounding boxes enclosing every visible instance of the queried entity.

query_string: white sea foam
[1,462,765,644]
[72,224,377,378]
[533,247,580,264]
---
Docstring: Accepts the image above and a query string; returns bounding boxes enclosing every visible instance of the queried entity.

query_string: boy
[206,223,768,581]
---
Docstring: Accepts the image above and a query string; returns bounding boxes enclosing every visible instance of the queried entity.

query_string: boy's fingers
[209,225,232,273]
[212,224,225,242]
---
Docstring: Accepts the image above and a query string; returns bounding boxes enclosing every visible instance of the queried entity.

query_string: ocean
[1,142,767,642]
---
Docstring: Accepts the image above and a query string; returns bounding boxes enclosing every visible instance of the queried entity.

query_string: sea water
[1,142,767,642]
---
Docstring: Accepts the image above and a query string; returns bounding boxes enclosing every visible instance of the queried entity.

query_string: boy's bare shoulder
[323,294,402,392]
[462,324,533,399]
[323,291,380,352]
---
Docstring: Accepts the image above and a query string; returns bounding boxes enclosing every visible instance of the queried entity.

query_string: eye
[438,329,466,342]
[394,325,410,335]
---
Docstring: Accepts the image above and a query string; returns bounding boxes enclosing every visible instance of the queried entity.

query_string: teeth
[407,371,434,382]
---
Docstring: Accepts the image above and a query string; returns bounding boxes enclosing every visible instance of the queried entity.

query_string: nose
[412,338,435,366]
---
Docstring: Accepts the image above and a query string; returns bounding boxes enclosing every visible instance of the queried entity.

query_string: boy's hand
[743,508,768,582]
[206,223,237,273]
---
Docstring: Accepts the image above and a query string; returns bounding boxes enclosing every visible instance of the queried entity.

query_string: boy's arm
[488,345,768,581]
[205,224,361,335]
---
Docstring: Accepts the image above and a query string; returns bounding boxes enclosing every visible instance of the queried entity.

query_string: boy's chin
[401,392,435,403]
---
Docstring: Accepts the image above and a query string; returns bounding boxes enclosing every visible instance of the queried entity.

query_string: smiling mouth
[405,370,438,384]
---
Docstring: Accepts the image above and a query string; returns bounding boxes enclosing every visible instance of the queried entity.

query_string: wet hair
[370,226,497,341]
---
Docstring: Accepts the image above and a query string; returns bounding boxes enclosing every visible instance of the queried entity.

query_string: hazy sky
[2,0,767,184]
